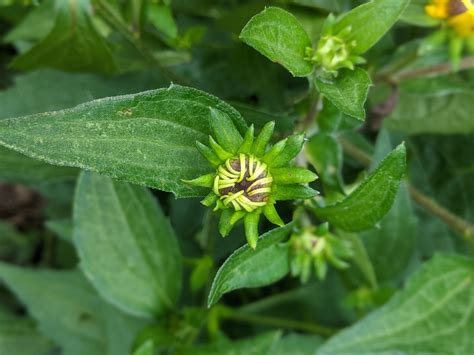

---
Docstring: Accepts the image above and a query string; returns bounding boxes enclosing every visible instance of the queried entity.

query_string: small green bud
[305,24,365,77]
[289,225,353,282]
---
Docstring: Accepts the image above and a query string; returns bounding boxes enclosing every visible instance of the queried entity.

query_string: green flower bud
[184,109,319,249]
[289,223,353,282]
[305,22,366,77]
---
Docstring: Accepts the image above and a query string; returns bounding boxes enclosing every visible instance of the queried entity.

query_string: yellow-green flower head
[185,108,318,249]
[426,0,474,36]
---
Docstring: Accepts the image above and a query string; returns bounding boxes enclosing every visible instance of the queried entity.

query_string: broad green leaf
[312,143,406,231]
[333,0,411,55]
[305,133,343,191]
[0,84,247,198]
[317,254,474,354]
[208,224,293,307]
[240,7,313,77]
[0,309,52,355]
[11,0,118,74]
[181,331,281,355]
[315,68,371,120]
[0,264,146,355]
[74,172,182,317]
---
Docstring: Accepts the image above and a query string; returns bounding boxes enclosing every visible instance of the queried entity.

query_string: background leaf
[0,307,52,355]
[0,264,146,355]
[208,224,293,307]
[312,143,406,231]
[11,0,118,74]
[0,85,247,198]
[318,254,474,354]
[240,7,313,77]
[74,171,182,317]
[315,68,371,120]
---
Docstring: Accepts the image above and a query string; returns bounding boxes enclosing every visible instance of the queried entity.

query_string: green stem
[339,138,474,241]
[222,311,337,337]
[388,55,474,83]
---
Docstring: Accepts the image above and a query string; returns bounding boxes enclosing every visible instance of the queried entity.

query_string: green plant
[0,0,473,354]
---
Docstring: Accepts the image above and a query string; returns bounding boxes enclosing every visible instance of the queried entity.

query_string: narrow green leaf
[315,68,371,120]
[272,167,318,184]
[312,143,406,231]
[182,173,214,188]
[333,0,411,55]
[240,7,313,77]
[0,264,146,355]
[74,172,182,318]
[11,0,118,74]
[271,133,305,168]
[208,224,293,306]
[262,138,287,165]
[273,184,318,200]
[239,124,255,154]
[0,85,246,198]
[318,254,474,354]
[196,141,221,167]
[209,107,243,154]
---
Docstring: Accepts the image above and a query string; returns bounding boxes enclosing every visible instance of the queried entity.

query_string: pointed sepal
[238,124,255,154]
[218,208,234,237]
[196,141,221,166]
[262,138,287,165]
[209,136,233,160]
[182,173,214,187]
[201,192,218,207]
[209,107,243,154]
[263,202,284,227]
[244,211,260,250]
[271,133,305,167]
[272,167,318,185]
[273,184,318,200]
[252,121,275,157]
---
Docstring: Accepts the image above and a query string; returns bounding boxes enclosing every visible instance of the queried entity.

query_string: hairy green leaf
[333,0,411,54]
[240,7,313,77]
[315,68,371,120]
[313,143,406,231]
[0,85,246,198]
[318,254,474,354]
[74,172,182,317]
[208,224,293,307]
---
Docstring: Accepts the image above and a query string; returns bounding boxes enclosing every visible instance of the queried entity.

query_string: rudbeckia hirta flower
[184,108,318,249]
[425,0,474,36]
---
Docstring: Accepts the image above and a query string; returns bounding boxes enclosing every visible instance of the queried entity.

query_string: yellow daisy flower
[425,0,474,36]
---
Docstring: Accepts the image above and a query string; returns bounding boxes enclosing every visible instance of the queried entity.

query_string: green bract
[185,109,318,249]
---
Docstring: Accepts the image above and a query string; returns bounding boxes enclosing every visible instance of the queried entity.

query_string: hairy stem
[339,138,474,241]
